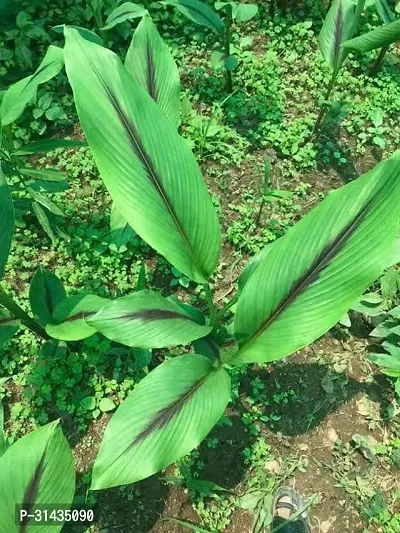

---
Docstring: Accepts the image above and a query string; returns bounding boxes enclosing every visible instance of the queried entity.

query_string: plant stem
[269,0,276,16]
[0,285,48,340]
[203,284,217,325]
[255,196,266,228]
[224,5,233,93]
[370,46,388,76]
[312,70,338,137]
[216,295,238,321]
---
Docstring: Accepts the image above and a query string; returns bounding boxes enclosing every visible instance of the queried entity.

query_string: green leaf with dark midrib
[91,354,231,488]
[20,456,45,533]
[146,41,156,100]
[125,15,180,127]
[234,152,400,364]
[61,308,186,324]
[87,291,212,348]
[0,420,75,533]
[95,74,196,265]
[319,0,365,71]
[29,268,66,327]
[243,197,371,350]
[0,309,20,341]
[129,371,209,450]
[64,27,220,283]
[46,293,108,341]
[334,2,344,65]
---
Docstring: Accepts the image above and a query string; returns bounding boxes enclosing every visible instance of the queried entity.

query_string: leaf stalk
[0,285,48,340]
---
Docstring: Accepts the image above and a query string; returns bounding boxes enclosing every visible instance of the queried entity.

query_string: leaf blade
[0,421,75,533]
[319,0,365,71]
[375,0,396,24]
[64,27,220,283]
[46,293,109,341]
[166,0,225,33]
[102,2,148,30]
[91,354,231,489]
[234,152,400,364]
[0,45,64,126]
[0,168,14,279]
[29,267,66,327]
[343,18,400,52]
[87,290,212,348]
[13,139,87,155]
[0,308,20,341]
[125,15,180,127]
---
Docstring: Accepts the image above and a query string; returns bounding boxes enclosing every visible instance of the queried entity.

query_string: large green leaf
[319,0,366,71]
[125,15,180,127]
[91,354,230,489]
[29,267,66,327]
[0,45,64,126]
[0,168,14,279]
[237,241,275,294]
[343,18,400,52]
[233,152,400,364]
[64,27,220,283]
[375,0,396,24]
[0,399,6,457]
[87,290,212,348]
[387,231,400,267]
[166,0,225,33]
[102,2,148,30]
[0,420,75,533]
[46,293,109,341]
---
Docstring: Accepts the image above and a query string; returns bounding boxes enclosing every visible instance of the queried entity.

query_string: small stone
[327,427,339,444]
[264,459,281,474]
[320,519,334,532]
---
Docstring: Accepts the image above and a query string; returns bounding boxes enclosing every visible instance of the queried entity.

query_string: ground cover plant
[1,0,400,532]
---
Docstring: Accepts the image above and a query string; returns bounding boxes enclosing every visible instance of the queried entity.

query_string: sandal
[271,486,311,533]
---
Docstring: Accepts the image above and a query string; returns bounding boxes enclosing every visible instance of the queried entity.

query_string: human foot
[271,487,311,532]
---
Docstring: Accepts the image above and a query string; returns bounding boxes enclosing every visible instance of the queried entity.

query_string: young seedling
[255,160,293,228]
[313,0,366,136]
[167,0,257,92]
[342,0,400,75]
[213,1,258,92]
[370,0,397,75]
